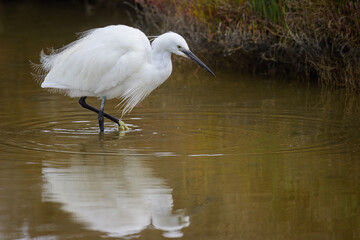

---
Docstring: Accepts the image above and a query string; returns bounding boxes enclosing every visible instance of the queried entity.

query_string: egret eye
[177,45,181,49]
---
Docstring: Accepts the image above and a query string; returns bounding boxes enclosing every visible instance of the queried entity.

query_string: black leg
[98,96,106,132]
[78,96,120,126]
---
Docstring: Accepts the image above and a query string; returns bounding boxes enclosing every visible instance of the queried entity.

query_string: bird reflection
[42,154,189,238]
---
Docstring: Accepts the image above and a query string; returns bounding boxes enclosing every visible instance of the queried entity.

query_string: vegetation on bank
[135,0,360,89]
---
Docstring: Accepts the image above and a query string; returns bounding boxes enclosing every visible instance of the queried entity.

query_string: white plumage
[35,24,214,131]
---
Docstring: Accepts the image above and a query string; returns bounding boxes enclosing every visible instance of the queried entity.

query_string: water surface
[0,2,359,240]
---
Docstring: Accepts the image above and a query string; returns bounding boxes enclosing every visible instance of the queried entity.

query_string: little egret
[34,25,215,132]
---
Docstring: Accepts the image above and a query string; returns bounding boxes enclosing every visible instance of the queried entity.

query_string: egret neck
[150,35,173,69]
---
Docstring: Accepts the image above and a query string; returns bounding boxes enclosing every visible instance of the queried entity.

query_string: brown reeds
[135,0,360,90]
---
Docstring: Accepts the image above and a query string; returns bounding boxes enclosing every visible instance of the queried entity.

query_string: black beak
[181,49,215,77]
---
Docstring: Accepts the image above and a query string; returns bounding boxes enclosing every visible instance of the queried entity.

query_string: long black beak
[181,49,215,77]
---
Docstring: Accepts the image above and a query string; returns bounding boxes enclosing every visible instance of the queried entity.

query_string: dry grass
[135,0,360,90]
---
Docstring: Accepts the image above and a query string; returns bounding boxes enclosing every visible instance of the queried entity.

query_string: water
[0,2,359,240]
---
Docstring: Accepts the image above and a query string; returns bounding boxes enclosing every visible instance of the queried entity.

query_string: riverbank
[135,0,360,90]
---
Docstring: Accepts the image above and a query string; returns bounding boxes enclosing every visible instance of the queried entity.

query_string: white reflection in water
[42,156,189,238]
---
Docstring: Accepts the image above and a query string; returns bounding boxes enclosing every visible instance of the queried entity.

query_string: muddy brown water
[0,2,359,240]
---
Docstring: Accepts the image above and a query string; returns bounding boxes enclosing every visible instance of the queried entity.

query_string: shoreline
[135,0,360,90]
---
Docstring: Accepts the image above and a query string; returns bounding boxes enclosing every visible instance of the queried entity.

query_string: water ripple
[0,108,357,156]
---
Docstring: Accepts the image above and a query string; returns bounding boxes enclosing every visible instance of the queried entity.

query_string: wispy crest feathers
[147,35,158,43]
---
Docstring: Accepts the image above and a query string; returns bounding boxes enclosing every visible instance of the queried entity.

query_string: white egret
[34,25,215,132]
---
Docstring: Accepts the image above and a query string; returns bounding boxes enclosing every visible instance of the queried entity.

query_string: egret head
[154,32,215,77]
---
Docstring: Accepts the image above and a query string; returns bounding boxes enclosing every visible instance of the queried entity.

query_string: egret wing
[39,25,151,98]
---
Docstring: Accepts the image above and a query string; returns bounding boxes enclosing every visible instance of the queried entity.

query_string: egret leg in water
[35,25,214,132]
[78,97,128,131]
[98,97,106,132]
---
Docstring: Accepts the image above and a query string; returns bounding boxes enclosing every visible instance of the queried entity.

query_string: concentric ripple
[0,106,357,157]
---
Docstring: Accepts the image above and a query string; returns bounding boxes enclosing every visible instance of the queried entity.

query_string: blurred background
[0,1,359,240]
